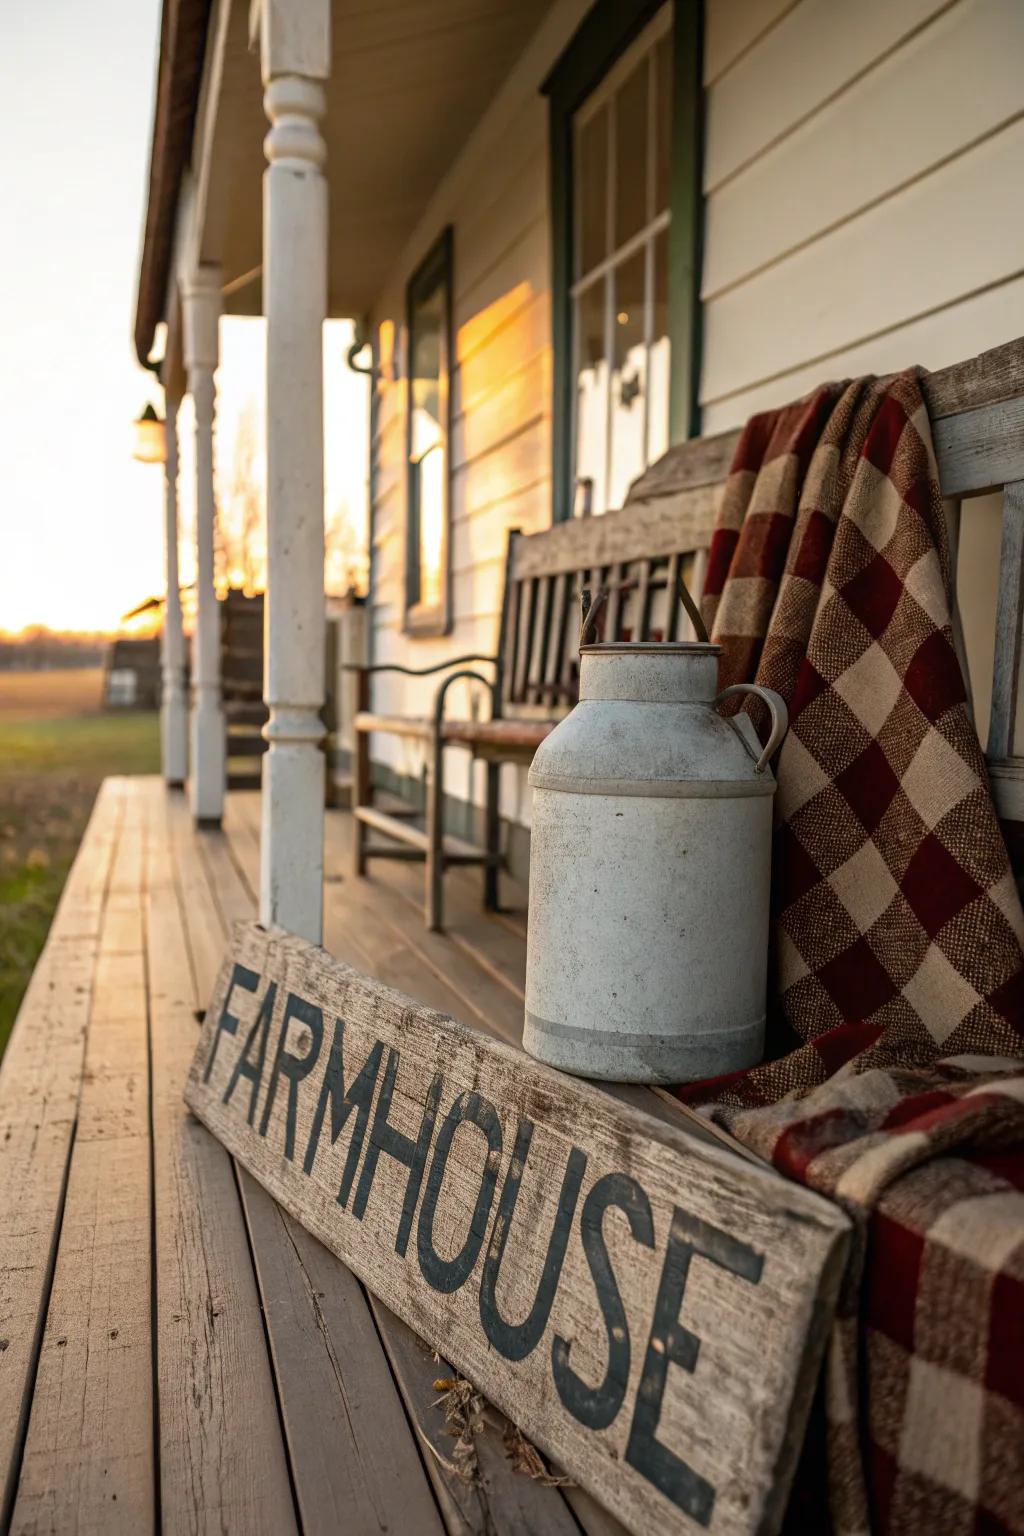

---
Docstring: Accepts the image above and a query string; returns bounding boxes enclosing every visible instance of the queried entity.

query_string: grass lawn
[0,668,160,1059]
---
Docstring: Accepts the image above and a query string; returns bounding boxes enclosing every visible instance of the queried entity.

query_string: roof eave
[133,0,213,368]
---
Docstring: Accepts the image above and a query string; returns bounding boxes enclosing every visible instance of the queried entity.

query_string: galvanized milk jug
[523,600,787,1085]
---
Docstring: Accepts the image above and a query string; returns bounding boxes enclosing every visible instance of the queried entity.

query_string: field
[0,668,160,1058]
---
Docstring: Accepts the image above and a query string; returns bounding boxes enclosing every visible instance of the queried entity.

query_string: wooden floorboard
[11,782,154,1534]
[166,791,226,1009]
[0,779,125,1529]
[239,1172,445,1536]
[321,812,524,1046]
[149,785,298,1536]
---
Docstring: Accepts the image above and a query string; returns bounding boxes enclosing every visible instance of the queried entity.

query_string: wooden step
[225,733,267,759]
[225,701,268,726]
[227,770,262,791]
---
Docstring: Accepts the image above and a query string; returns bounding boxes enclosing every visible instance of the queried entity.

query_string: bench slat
[527,573,554,702]
[931,396,1024,498]
[989,479,1024,762]
[544,570,571,705]
[511,487,718,581]
[513,576,537,703]
[355,805,491,863]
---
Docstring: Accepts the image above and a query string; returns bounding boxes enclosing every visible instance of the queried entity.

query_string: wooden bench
[354,335,1024,928]
[351,516,710,929]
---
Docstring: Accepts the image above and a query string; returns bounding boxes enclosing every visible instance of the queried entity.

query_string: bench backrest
[498,503,714,717]
[499,337,1024,850]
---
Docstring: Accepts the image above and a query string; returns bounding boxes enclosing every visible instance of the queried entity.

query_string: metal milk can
[523,628,787,1085]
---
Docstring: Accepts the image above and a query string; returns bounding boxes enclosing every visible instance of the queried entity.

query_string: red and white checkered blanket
[677,374,1024,1533]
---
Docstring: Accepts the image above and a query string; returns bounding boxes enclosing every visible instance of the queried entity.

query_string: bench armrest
[342,654,498,679]
[433,668,501,729]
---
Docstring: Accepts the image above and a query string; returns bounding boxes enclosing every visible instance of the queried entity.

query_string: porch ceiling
[138,0,552,356]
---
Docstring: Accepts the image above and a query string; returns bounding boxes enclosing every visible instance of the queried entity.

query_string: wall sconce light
[132,402,167,464]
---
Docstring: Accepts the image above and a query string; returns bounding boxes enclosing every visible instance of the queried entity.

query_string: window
[405,229,453,634]
[546,0,702,521]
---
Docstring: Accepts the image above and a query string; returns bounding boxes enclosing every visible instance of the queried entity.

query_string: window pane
[410,278,445,611]
[647,228,670,465]
[608,251,646,509]
[574,279,608,516]
[416,444,445,610]
[576,108,607,278]
[614,58,648,246]
[654,32,673,216]
[410,283,442,449]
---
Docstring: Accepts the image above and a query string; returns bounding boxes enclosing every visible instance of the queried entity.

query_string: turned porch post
[182,267,226,827]
[160,392,188,786]
[259,0,330,942]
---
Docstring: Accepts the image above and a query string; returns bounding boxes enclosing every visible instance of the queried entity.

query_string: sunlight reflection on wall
[176,315,370,629]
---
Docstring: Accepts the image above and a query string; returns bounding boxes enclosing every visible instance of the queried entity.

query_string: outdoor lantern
[132,402,166,464]
[523,583,789,1086]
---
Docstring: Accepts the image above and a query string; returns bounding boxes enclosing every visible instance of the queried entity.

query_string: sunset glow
[0,0,368,638]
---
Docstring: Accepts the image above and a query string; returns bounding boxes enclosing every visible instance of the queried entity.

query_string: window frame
[404,226,454,637]
[544,0,704,523]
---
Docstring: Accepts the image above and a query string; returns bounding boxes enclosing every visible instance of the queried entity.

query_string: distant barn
[104,637,160,709]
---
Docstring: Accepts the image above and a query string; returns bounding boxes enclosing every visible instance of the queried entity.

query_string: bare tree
[219,401,266,592]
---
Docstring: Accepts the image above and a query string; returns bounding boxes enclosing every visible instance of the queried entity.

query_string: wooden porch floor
[0,775,631,1536]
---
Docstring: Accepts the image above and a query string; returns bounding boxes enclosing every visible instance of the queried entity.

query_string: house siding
[698,0,1024,741]
[364,0,1021,833]
[700,0,1024,425]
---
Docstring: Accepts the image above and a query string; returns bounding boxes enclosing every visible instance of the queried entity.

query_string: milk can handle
[580,566,709,645]
[713,684,789,774]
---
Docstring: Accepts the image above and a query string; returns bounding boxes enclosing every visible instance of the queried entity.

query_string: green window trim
[543,0,704,524]
[404,226,454,637]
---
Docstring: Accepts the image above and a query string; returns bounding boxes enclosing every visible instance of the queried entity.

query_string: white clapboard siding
[452,479,552,575]
[702,0,797,85]
[456,417,553,522]
[455,218,549,355]
[703,0,1024,299]
[701,116,1024,406]
[452,122,548,297]
[700,271,1024,432]
[704,0,952,190]
[456,291,551,418]
[452,350,552,470]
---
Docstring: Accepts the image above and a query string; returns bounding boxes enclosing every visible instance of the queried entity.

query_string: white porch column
[182,267,226,827]
[259,0,330,943]
[160,393,188,786]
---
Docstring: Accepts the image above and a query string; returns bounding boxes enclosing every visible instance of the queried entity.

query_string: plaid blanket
[676,374,1024,1533]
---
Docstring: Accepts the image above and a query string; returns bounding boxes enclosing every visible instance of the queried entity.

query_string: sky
[0,0,368,634]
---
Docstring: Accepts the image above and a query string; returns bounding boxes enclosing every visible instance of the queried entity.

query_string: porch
[2,773,699,1535]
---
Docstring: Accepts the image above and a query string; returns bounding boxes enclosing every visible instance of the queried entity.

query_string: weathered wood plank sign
[185,923,850,1536]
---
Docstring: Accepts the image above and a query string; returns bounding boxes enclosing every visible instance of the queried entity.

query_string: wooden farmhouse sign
[186,923,851,1536]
